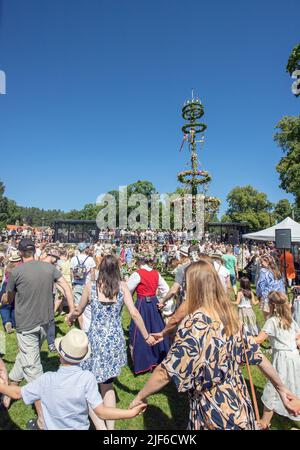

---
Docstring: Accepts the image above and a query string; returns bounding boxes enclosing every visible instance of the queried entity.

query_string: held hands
[65,308,79,327]
[149,332,164,345]
[145,335,156,346]
[128,402,147,417]
[278,388,300,416]
[129,396,147,410]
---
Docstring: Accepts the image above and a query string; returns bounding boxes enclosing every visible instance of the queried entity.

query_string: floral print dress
[81,283,127,383]
[162,309,263,430]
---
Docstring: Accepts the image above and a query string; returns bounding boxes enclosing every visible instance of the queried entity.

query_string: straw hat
[55,329,91,364]
[162,297,177,317]
[9,251,22,263]
[179,246,189,257]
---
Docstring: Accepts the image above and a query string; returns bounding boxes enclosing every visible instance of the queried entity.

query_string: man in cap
[40,248,64,353]
[4,238,75,429]
[157,245,192,311]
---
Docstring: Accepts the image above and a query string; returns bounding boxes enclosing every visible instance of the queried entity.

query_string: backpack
[72,256,89,281]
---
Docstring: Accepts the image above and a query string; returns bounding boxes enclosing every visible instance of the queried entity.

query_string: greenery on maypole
[177,93,220,221]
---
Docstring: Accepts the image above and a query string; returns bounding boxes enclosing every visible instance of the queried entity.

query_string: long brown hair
[239,277,252,299]
[185,260,240,336]
[268,291,292,330]
[261,255,282,280]
[97,254,121,299]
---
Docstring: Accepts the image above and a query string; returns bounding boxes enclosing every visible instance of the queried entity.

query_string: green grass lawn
[0,277,299,430]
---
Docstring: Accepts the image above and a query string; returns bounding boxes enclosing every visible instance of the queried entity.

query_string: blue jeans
[230,274,237,286]
[0,304,15,328]
[47,319,55,347]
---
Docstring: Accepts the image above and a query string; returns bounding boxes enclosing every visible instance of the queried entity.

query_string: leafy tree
[220,214,231,223]
[274,116,300,208]
[225,185,273,231]
[273,199,292,223]
[127,180,157,198]
[7,200,22,224]
[286,43,300,75]
[0,181,11,227]
[79,203,101,220]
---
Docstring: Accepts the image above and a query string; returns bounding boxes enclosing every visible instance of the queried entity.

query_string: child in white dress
[255,291,300,428]
[232,277,259,335]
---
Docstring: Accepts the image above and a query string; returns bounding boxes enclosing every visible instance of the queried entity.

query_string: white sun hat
[55,328,91,364]
[162,297,177,317]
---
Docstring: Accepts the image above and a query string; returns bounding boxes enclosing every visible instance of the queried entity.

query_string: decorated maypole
[178,92,220,226]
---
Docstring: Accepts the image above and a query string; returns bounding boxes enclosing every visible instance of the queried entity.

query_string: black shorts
[102,377,115,385]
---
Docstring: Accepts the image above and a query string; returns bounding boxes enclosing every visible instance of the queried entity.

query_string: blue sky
[0,0,299,216]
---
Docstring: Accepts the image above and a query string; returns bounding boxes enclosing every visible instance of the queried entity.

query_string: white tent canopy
[242,217,300,242]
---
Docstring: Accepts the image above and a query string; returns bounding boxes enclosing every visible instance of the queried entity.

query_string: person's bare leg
[89,405,107,430]
[100,383,116,430]
[260,406,273,428]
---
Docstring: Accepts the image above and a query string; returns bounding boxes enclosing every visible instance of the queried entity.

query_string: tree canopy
[223,185,273,231]
[274,116,300,208]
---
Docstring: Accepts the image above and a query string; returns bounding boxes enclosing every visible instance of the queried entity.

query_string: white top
[238,294,252,309]
[213,261,230,291]
[127,264,169,298]
[262,316,300,352]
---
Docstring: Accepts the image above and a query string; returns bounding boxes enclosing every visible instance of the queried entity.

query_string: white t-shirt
[213,261,230,291]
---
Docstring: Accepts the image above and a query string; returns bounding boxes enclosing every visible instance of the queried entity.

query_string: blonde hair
[268,291,292,330]
[261,255,282,280]
[185,260,240,336]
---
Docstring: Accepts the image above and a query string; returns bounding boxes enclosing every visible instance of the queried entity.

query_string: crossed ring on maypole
[178,170,211,186]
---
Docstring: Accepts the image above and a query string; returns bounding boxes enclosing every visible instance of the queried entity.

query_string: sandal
[26,419,43,430]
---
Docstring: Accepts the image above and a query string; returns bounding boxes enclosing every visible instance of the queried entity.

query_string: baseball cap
[78,242,87,252]
[18,238,35,253]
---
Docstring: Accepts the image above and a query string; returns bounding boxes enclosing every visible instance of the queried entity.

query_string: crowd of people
[0,232,300,430]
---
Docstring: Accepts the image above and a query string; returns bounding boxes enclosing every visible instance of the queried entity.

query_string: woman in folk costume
[127,253,170,374]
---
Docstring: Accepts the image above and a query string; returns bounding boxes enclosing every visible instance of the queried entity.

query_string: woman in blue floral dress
[130,260,298,430]
[68,255,154,430]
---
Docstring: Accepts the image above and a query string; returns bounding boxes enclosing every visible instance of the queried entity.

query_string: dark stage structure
[53,220,99,243]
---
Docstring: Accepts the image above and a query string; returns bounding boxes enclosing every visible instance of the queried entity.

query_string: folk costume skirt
[129,295,170,374]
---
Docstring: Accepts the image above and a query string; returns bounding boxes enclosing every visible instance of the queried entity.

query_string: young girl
[232,277,259,336]
[255,291,300,428]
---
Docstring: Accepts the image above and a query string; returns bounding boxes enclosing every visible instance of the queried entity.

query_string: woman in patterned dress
[130,260,298,430]
[67,255,154,430]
